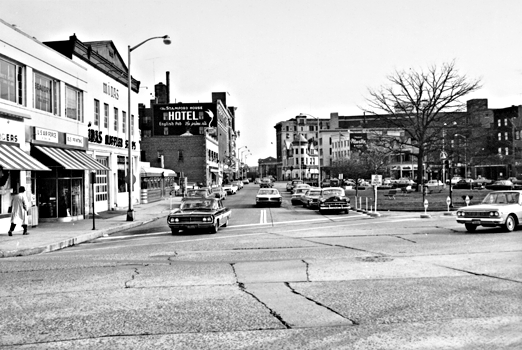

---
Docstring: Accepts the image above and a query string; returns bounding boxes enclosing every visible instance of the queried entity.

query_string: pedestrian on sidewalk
[8,186,29,236]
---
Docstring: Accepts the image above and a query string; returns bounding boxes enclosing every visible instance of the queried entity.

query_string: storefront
[30,127,110,222]
[140,166,177,203]
[0,118,51,231]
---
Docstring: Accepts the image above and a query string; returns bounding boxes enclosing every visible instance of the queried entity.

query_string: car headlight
[489,211,500,217]
[456,211,463,217]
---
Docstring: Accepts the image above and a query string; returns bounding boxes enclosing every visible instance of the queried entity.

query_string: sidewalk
[0,197,181,258]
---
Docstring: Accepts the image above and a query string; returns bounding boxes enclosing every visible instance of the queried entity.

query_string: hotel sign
[154,103,217,136]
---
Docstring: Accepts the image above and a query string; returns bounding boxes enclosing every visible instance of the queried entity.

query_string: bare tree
[363,61,482,190]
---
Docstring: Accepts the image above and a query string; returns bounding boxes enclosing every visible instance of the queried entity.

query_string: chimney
[166,71,170,104]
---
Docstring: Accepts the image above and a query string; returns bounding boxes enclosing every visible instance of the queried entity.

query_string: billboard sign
[154,103,217,136]
[350,133,367,152]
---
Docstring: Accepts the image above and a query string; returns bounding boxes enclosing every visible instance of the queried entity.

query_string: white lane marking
[260,209,268,224]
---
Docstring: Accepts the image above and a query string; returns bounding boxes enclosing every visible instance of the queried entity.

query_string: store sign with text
[0,118,22,143]
[88,129,136,150]
[153,103,217,136]
[35,127,59,143]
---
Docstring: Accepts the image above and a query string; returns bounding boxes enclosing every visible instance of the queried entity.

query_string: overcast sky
[3,0,521,165]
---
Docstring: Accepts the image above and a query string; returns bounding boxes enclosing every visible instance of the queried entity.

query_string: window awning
[0,143,50,171]
[34,146,110,171]
[140,166,176,177]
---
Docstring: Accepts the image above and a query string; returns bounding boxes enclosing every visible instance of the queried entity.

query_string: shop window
[34,71,60,115]
[94,99,100,126]
[65,85,83,121]
[0,57,24,105]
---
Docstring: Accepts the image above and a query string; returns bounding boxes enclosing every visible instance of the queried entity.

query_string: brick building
[140,82,238,188]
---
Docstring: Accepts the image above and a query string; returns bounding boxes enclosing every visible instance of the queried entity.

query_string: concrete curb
[0,214,166,258]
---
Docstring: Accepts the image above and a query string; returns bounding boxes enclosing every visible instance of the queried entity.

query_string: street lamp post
[238,146,248,179]
[454,133,467,179]
[299,113,321,186]
[126,35,170,221]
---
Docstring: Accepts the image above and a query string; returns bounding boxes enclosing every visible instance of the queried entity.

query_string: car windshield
[322,189,344,197]
[482,192,519,204]
[295,188,308,194]
[309,190,321,196]
[258,189,278,195]
[211,188,221,193]
[180,199,214,210]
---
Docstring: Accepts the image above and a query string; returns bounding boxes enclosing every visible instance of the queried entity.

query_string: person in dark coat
[8,186,29,236]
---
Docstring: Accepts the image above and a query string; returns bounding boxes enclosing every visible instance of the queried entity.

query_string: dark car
[486,180,514,191]
[287,179,303,192]
[318,187,350,214]
[167,197,231,234]
[452,179,481,190]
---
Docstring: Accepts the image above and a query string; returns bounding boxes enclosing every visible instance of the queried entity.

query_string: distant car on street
[302,188,322,208]
[259,177,273,188]
[167,197,231,234]
[255,188,282,207]
[287,179,303,192]
[486,180,514,191]
[223,183,238,195]
[456,190,522,232]
[291,186,310,205]
[318,187,350,214]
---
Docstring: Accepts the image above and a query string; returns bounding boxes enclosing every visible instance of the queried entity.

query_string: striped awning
[0,143,50,171]
[34,146,110,171]
[140,166,176,177]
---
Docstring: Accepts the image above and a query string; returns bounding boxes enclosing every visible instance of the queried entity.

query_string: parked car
[223,183,238,195]
[233,180,243,190]
[242,178,250,185]
[302,187,322,208]
[254,178,261,184]
[211,186,227,200]
[169,183,181,196]
[473,177,493,187]
[318,187,350,214]
[291,186,311,205]
[167,197,231,234]
[185,188,212,198]
[486,180,514,191]
[260,177,273,188]
[255,188,282,207]
[424,179,444,192]
[449,176,463,185]
[452,179,477,190]
[287,179,303,192]
[456,190,522,232]
[396,177,415,188]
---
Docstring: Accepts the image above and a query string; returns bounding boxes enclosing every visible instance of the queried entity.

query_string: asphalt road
[1,183,521,349]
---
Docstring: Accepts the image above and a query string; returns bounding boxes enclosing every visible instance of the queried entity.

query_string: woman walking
[8,186,29,236]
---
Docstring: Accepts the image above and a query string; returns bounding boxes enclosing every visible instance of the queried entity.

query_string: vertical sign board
[371,175,382,212]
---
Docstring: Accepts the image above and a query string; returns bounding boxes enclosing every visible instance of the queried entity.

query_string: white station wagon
[456,190,522,232]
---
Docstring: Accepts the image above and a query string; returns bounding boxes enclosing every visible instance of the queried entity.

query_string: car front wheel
[210,221,219,234]
[465,223,477,232]
[504,215,516,232]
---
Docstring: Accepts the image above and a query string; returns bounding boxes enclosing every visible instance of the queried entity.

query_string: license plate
[472,220,480,225]
[186,225,197,229]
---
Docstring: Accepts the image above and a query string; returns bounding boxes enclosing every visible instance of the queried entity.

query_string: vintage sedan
[318,187,350,214]
[256,188,282,207]
[167,197,231,234]
[259,177,273,188]
[302,187,322,208]
[456,190,522,232]
[485,180,514,191]
[291,184,311,204]
[222,183,238,195]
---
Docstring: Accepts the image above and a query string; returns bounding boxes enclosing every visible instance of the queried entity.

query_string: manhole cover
[356,256,394,262]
